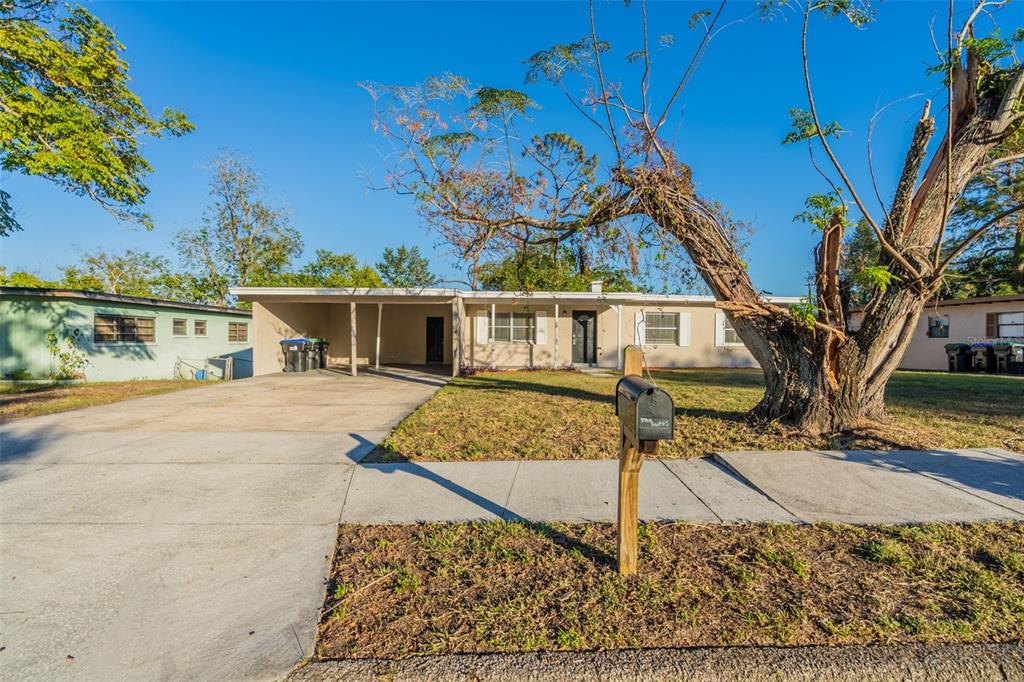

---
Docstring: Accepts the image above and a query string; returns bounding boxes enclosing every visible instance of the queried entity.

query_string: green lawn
[317,521,1024,658]
[0,380,202,421]
[375,369,1024,461]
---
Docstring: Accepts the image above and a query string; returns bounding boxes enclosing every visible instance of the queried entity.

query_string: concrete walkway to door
[0,366,447,682]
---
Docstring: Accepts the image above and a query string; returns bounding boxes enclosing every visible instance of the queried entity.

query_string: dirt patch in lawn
[369,369,1024,461]
[0,380,203,421]
[317,521,1024,659]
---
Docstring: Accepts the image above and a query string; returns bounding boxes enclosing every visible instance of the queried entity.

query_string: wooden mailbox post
[616,345,674,575]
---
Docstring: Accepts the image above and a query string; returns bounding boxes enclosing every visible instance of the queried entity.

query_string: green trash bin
[305,338,323,370]
[943,343,972,372]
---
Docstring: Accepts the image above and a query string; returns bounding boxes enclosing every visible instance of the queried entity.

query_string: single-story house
[0,287,254,381]
[850,294,1024,371]
[230,282,802,377]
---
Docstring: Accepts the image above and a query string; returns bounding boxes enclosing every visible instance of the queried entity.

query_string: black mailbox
[615,375,675,444]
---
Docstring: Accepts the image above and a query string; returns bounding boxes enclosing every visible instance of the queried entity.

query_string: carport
[231,288,466,377]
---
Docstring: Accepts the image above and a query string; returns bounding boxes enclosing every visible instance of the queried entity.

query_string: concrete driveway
[0,367,447,681]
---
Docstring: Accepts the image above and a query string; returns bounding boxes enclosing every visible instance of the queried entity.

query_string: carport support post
[375,303,382,370]
[451,297,461,378]
[350,302,358,377]
[617,346,646,576]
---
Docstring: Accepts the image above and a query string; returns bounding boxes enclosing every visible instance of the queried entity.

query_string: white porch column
[553,303,560,368]
[350,301,358,377]
[489,303,496,368]
[616,304,623,370]
[451,296,461,378]
[375,302,382,370]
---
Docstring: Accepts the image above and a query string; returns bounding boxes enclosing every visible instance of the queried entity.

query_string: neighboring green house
[0,287,253,381]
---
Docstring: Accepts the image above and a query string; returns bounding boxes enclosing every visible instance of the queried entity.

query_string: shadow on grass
[453,374,614,404]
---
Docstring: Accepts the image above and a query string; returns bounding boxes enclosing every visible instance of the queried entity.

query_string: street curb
[288,642,1024,681]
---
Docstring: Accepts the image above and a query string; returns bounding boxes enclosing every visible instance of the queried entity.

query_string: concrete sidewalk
[339,448,1024,525]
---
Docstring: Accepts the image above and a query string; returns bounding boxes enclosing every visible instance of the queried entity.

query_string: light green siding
[0,294,253,381]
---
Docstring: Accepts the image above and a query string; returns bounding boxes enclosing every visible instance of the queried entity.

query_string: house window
[172,318,188,336]
[94,315,156,343]
[996,312,1024,338]
[645,312,679,345]
[194,320,207,337]
[228,322,248,342]
[492,312,534,343]
[927,315,950,338]
[722,316,742,345]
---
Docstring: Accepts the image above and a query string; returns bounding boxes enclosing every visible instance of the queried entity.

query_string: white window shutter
[714,312,726,347]
[634,311,646,346]
[678,312,690,347]
[475,312,489,342]
[534,310,547,344]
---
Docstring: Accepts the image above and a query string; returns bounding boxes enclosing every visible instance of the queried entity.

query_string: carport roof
[229,286,803,306]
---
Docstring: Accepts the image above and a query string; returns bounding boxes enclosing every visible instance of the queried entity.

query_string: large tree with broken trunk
[365,0,1024,435]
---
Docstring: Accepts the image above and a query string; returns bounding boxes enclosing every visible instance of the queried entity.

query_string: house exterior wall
[463,302,759,369]
[851,299,1024,371]
[1,294,252,381]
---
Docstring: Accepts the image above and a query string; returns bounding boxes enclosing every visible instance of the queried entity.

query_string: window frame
[644,312,679,346]
[996,311,1024,339]
[491,311,535,344]
[228,321,249,343]
[93,314,156,344]
[721,315,743,346]
[193,319,207,337]
[172,318,188,337]
[926,314,950,338]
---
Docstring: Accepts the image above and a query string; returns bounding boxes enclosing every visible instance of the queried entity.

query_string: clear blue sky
[2,1,1020,294]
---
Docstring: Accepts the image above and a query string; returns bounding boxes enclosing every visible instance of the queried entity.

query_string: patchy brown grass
[372,369,1024,461]
[0,380,202,421]
[317,521,1024,659]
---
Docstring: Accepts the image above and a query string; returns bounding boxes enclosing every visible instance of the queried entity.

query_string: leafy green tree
[279,249,383,288]
[175,155,303,305]
[941,129,1023,298]
[58,248,170,297]
[839,219,882,307]
[0,266,55,287]
[477,245,638,292]
[0,0,192,234]
[377,245,436,287]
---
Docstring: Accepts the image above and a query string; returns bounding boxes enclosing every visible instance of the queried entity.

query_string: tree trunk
[628,167,933,436]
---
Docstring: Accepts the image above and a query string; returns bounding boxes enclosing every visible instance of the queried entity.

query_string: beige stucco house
[849,294,1024,371]
[232,284,802,377]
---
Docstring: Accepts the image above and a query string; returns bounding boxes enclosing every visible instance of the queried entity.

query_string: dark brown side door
[425,316,445,363]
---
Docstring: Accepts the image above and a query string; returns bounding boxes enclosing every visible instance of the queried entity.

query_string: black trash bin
[970,342,996,373]
[280,338,310,372]
[996,341,1024,375]
[943,343,972,372]
[305,337,323,370]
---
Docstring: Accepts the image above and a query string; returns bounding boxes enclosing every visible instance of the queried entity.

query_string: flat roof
[229,286,803,305]
[849,293,1024,313]
[1,287,252,316]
